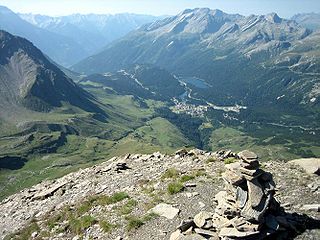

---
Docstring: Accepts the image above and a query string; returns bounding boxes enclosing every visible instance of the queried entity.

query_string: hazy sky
[0,0,319,17]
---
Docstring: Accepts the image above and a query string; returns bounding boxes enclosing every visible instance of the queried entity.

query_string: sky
[0,0,319,18]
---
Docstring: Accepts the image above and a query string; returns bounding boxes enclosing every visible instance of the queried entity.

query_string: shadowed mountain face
[0,30,103,115]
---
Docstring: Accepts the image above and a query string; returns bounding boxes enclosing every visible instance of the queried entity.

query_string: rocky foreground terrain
[0,149,319,240]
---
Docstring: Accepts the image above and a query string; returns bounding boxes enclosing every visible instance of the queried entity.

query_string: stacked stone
[210,150,281,239]
[171,150,306,240]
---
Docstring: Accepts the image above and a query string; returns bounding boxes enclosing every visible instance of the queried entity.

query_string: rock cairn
[171,150,307,240]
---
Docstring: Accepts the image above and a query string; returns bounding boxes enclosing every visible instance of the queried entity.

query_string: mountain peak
[212,9,225,17]
[179,8,226,18]
[143,8,242,34]
[265,12,282,23]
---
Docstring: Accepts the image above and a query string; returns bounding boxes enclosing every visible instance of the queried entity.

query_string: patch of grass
[79,192,129,212]
[46,212,64,230]
[43,193,129,236]
[224,157,237,164]
[206,157,217,163]
[193,169,207,177]
[68,215,97,235]
[142,212,159,222]
[125,212,159,232]
[167,182,184,195]
[118,199,138,215]
[161,168,180,179]
[142,185,155,195]
[180,174,195,183]
[99,220,115,233]
[95,192,129,205]
[76,200,93,216]
[126,216,144,231]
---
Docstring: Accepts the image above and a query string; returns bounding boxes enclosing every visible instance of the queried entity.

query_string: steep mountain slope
[0,6,88,66]
[19,13,162,57]
[292,13,320,30]
[0,30,102,116]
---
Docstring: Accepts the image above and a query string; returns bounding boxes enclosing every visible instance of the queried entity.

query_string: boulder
[289,158,320,175]
[150,203,180,219]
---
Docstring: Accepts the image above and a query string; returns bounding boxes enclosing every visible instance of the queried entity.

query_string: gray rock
[150,203,180,219]
[289,158,320,175]
[236,187,247,208]
[170,229,183,240]
[32,181,67,200]
[240,160,259,169]
[300,204,320,212]
[194,211,213,228]
[237,150,258,161]
[177,219,195,232]
[202,219,214,229]
[222,170,244,186]
[241,191,272,222]
[194,228,218,238]
[181,234,207,240]
[185,192,199,198]
[247,178,264,208]
[219,227,259,238]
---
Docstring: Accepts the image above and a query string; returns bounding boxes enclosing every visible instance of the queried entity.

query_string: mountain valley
[0,4,319,240]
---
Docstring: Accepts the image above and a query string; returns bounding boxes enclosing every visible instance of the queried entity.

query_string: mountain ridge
[19,12,163,59]
[0,30,103,116]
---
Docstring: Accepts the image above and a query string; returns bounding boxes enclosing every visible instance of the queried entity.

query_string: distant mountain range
[292,13,320,30]
[19,12,162,62]
[72,8,319,120]
[0,5,161,66]
[0,6,86,67]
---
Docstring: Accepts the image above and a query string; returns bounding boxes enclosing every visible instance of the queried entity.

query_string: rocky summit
[1,149,319,240]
